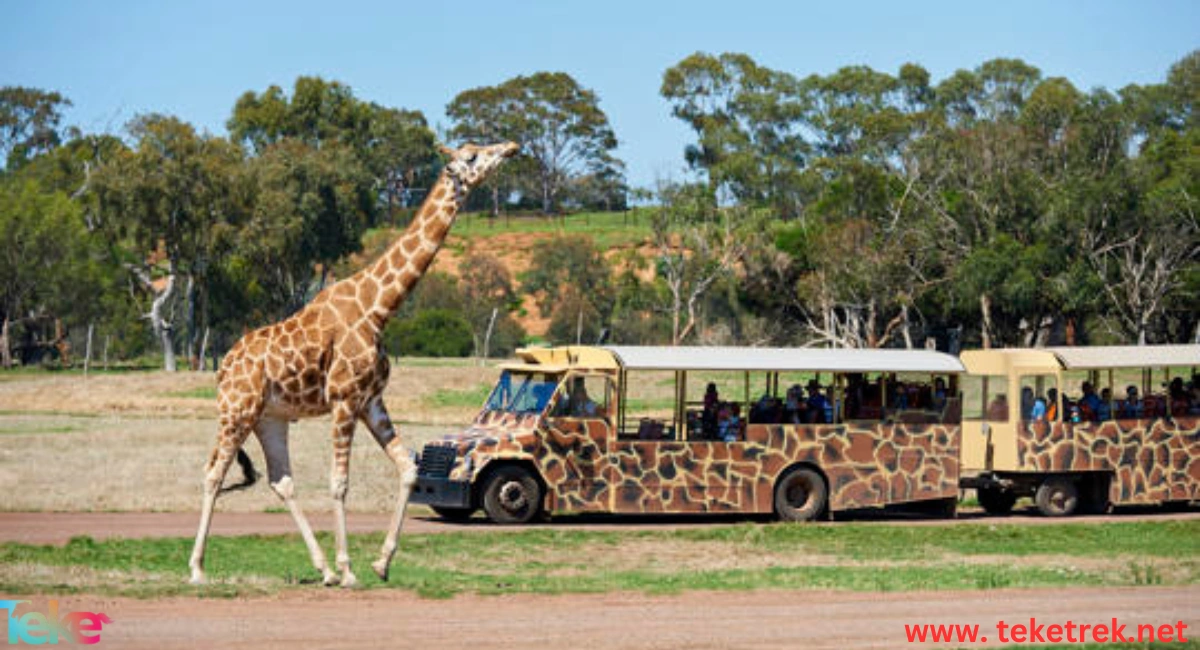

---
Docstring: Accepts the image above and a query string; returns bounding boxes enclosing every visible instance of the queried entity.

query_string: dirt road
[3,509,1198,544]
[7,586,1194,649]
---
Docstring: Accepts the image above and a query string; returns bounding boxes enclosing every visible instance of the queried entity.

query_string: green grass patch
[425,382,493,410]
[164,385,218,399]
[2,520,1197,599]
[672,519,1200,560]
[0,421,80,435]
[447,210,653,250]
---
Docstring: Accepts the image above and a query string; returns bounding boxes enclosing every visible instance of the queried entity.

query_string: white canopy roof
[1047,345,1200,370]
[602,346,964,373]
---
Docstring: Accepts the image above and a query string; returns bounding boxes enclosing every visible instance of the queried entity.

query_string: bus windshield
[484,370,561,415]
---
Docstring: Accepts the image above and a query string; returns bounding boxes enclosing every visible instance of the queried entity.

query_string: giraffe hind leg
[361,395,416,582]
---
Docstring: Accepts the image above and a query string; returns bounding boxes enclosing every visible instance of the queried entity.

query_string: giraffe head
[438,141,520,188]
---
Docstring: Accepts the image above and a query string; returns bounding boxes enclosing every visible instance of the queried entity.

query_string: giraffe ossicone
[188,141,519,587]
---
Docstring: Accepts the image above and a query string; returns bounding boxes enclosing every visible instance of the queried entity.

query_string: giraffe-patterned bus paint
[1015,417,1200,504]
[421,408,961,516]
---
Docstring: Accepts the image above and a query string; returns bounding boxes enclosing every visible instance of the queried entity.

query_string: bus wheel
[1035,477,1079,517]
[977,486,1017,515]
[482,466,542,524]
[431,506,476,522]
[774,467,827,522]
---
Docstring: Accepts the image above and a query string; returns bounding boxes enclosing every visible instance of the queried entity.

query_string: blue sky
[3,0,1197,188]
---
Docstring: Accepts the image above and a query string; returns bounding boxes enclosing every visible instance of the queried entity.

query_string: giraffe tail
[219,449,259,494]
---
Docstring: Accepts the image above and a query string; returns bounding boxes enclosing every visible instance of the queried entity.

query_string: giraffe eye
[467,153,478,164]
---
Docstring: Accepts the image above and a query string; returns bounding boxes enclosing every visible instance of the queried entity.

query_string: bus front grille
[418,444,458,478]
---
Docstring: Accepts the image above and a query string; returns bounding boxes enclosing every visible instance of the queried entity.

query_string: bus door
[542,373,614,512]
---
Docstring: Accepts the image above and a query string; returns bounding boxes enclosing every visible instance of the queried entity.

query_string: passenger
[702,383,720,439]
[1097,387,1113,421]
[1020,387,1035,420]
[932,377,948,411]
[1030,393,1048,421]
[987,394,1009,421]
[703,382,719,411]
[1046,388,1059,421]
[806,380,829,424]
[567,377,599,417]
[892,381,909,410]
[784,385,805,424]
[719,403,741,442]
[1079,382,1101,422]
[1169,377,1189,417]
[752,393,779,424]
[1120,385,1142,419]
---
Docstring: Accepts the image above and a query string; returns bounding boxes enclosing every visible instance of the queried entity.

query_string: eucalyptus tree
[448,72,622,214]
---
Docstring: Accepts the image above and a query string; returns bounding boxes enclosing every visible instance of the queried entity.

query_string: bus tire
[1035,477,1079,517]
[977,486,1017,515]
[431,506,476,522]
[482,465,542,524]
[774,467,828,522]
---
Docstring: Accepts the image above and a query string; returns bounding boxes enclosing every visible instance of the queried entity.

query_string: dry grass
[0,413,457,512]
[0,360,498,424]
[0,360,507,512]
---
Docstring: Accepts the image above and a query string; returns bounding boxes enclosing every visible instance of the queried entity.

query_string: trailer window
[963,374,1008,422]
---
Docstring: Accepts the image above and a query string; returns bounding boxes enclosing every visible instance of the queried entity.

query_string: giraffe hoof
[340,573,360,589]
[371,559,390,582]
[188,571,207,586]
[322,570,340,587]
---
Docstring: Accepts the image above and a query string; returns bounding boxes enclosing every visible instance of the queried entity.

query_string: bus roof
[961,345,1200,374]
[602,346,964,373]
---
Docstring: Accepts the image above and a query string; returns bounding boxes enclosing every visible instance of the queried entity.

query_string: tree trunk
[53,319,70,367]
[480,308,497,367]
[151,274,178,372]
[185,275,198,370]
[198,327,210,372]
[980,294,993,350]
[0,316,10,369]
[84,323,94,378]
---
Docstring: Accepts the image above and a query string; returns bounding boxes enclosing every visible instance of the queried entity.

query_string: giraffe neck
[362,171,465,325]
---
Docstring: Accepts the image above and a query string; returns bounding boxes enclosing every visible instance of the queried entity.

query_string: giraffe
[188,141,520,587]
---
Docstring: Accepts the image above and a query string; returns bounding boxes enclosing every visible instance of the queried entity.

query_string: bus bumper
[410,476,472,509]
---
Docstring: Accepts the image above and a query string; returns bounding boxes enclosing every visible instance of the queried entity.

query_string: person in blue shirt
[805,380,829,424]
[1096,387,1113,421]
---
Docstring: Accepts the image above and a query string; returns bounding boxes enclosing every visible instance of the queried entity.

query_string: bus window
[552,375,612,420]
[890,373,958,424]
[962,374,1008,422]
[1018,374,1058,422]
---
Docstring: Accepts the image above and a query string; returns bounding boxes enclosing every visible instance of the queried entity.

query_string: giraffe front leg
[330,401,359,588]
[361,395,416,582]
[189,421,251,585]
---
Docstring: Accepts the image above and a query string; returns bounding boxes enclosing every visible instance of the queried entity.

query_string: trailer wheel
[977,486,1017,515]
[1035,477,1079,517]
[774,467,827,522]
[482,465,542,524]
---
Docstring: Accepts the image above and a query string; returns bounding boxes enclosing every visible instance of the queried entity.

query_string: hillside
[363,210,657,336]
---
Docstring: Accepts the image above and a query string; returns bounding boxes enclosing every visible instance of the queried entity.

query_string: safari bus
[959,345,1200,517]
[411,345,966,523]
